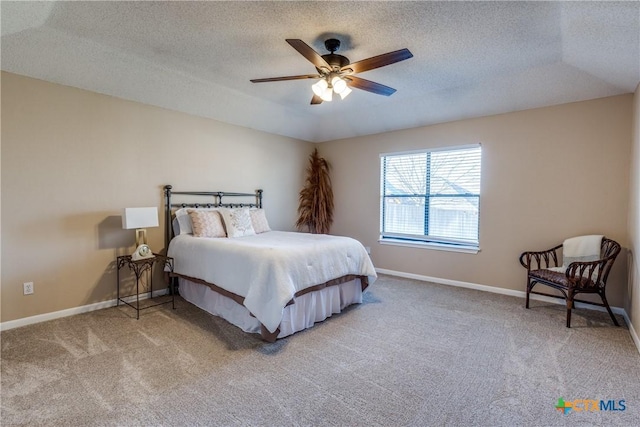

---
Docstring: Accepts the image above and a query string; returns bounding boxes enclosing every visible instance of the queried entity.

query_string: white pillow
[172,217,181,236]
[250,208,271,234]
[219,208,256,238]
[174,208,193,235]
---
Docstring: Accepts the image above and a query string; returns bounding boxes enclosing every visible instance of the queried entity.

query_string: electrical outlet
[23,282,34,295]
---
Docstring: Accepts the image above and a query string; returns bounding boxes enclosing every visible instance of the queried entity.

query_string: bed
[163,185,377,341]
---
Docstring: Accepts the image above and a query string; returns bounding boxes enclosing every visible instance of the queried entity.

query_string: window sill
[378,238,480,254]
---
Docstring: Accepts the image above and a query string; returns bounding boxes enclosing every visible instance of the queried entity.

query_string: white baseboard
[0,289,169,332]
[376,268,639,355]
[622,311,640,356]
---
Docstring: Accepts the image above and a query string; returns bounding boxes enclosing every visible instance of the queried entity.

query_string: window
[380,145,481,251]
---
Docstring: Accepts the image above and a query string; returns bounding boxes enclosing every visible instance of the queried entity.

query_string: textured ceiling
[2,1,639,142]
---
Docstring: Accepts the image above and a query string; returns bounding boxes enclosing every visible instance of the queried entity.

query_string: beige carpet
[2,274,639,426]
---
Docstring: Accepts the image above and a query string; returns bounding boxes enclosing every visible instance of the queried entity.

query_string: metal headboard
[163,185,263,249]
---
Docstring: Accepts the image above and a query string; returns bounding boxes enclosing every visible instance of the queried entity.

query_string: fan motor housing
[318,54,350,72]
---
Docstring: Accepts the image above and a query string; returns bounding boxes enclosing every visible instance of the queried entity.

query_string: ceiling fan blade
[310,94,323,105]
[286,39,331,70]
[250,74,321,83]
[342,48,413,74]
[346,76,397,96]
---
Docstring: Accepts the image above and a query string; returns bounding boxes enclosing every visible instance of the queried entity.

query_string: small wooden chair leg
[600,292,620,327]
[566,293,573,328]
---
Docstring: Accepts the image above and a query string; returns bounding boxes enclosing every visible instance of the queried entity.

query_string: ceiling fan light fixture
[331,76,347,94]
[338,86,352,100]
[320,86,333,102]
[312,79,328,97]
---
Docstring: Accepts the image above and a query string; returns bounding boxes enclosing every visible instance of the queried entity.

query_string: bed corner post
[164,185,173,250]
[256,189,263,209]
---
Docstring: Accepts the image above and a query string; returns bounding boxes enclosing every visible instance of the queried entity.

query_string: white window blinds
[380,145,481,247]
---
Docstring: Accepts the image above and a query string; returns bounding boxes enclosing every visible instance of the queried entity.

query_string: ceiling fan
[250,38,413,105]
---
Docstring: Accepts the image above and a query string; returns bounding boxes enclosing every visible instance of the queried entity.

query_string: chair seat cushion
[529,269,596,290]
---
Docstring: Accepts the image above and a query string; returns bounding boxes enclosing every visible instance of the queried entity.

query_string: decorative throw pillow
[219,208,256,238]
[175,207,219,235]
[187,209,226,238]
[250,208,271,234]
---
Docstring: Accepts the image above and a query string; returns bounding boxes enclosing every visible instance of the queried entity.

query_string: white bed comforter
[168,231,377,333]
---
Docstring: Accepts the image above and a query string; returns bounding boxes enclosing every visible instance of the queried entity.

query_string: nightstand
[116,253,175,319]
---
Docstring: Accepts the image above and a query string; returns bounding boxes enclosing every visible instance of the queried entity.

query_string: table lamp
[122,207,159,260]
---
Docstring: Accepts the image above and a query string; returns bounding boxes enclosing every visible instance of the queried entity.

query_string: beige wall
[1,72,313,323]
[1,70,635,325]
[629,83,640,334]
[319,95,632,308]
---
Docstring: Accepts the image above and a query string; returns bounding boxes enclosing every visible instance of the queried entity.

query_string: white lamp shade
[320,86,333,102]
[339,86,352,100]
[312,79,328,96]
[122,207,159,229]
[332,76,347,94]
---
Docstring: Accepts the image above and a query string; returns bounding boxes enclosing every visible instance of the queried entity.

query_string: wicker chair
[519,237,620,327]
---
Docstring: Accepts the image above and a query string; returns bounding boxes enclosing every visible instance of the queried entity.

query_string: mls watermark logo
[555,397,626,415]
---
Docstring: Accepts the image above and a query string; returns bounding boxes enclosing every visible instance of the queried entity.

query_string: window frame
[379,144,481,253]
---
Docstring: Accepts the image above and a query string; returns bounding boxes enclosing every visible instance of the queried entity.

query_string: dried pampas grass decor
[296,148,334,234]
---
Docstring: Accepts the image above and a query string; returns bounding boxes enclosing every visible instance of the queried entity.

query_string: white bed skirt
[178,277,364,339]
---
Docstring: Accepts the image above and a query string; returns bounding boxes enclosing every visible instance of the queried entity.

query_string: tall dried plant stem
[296,148,334,234]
